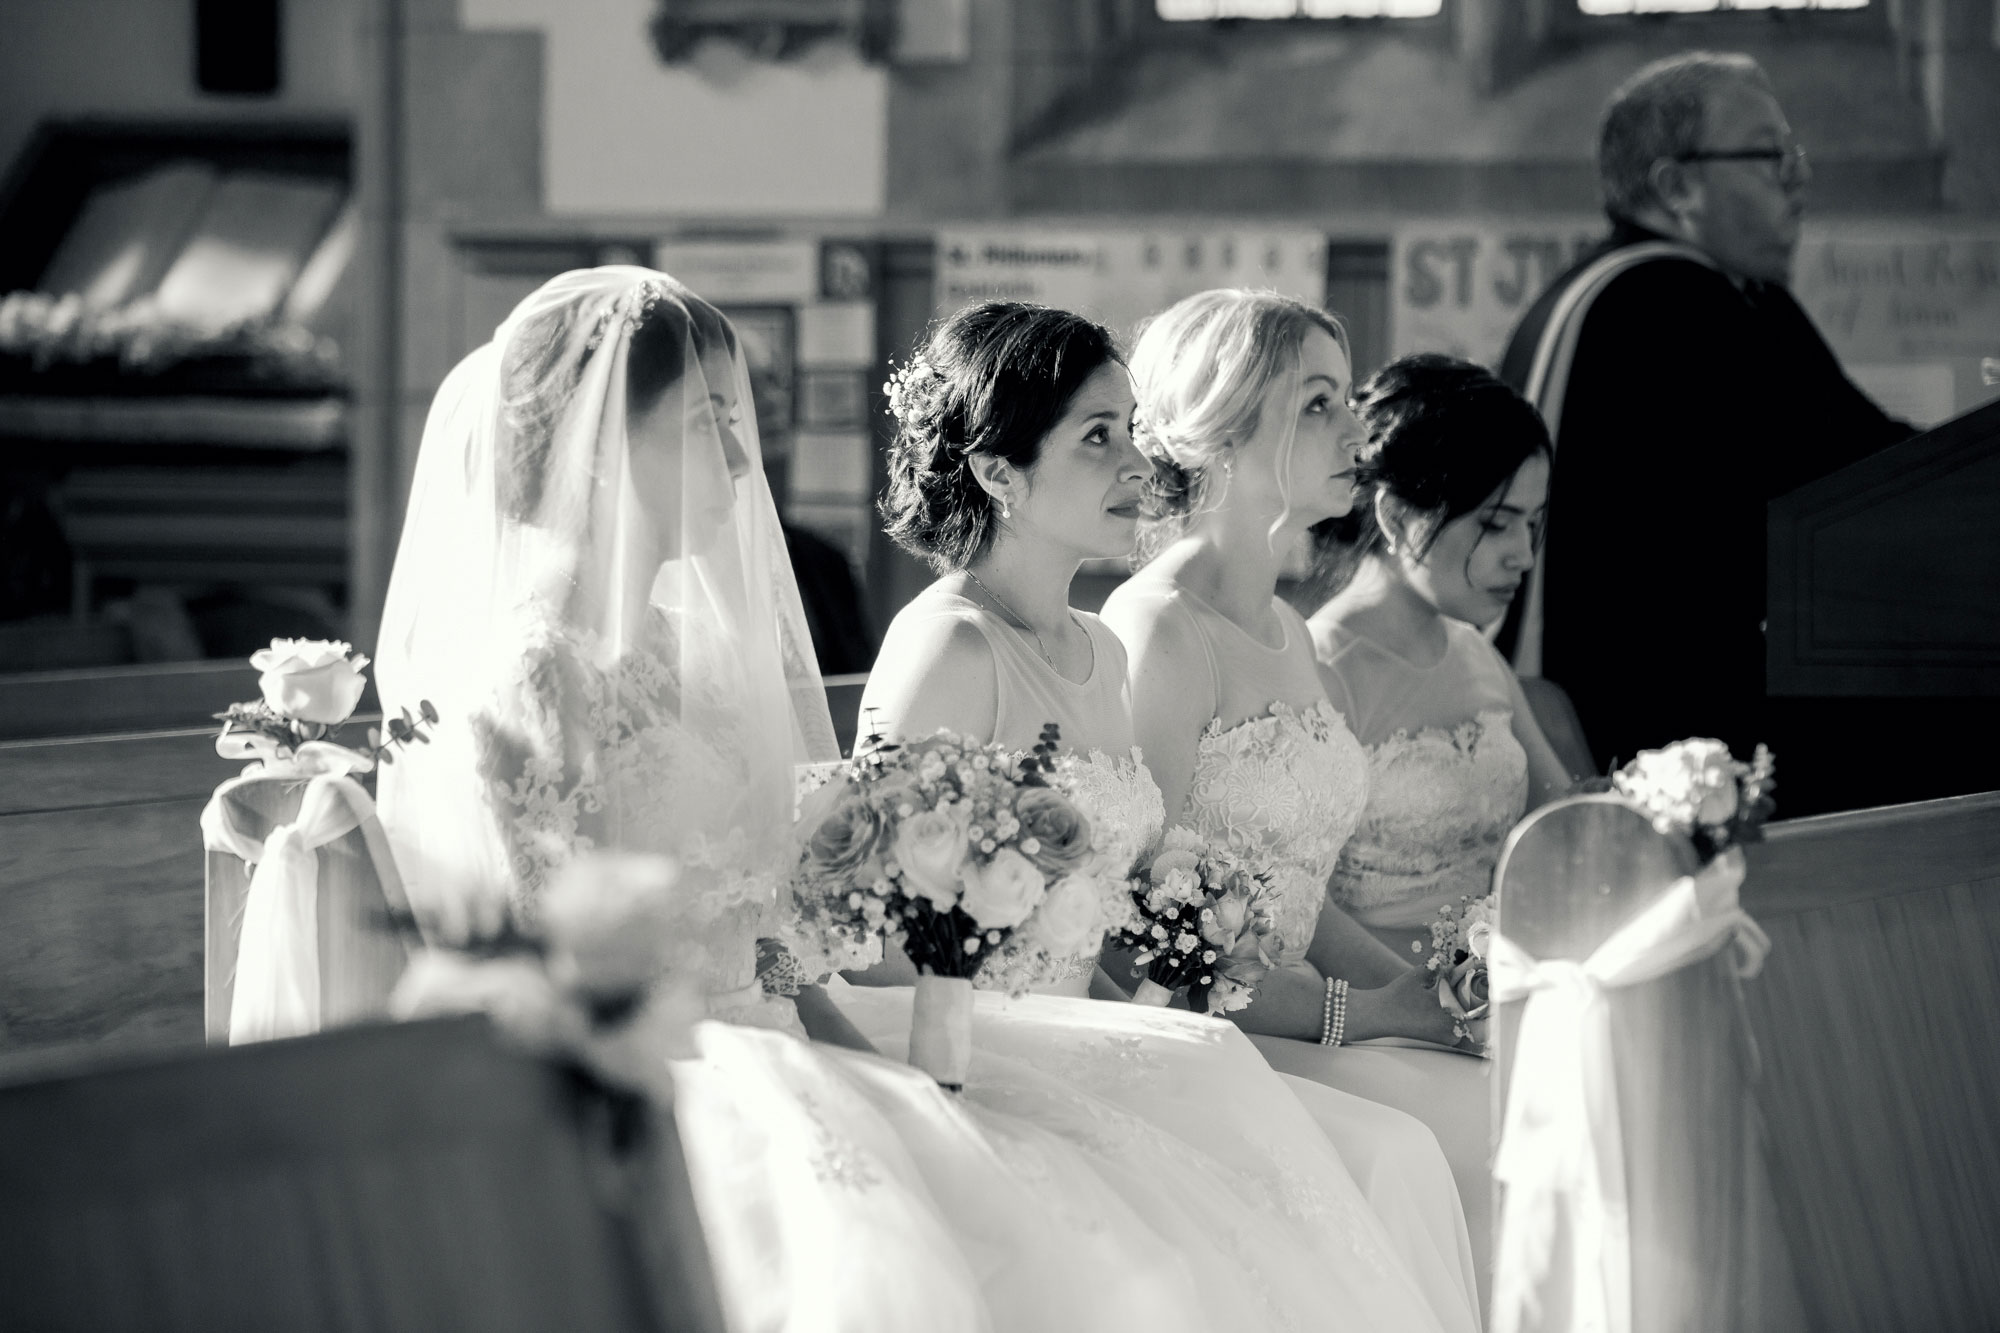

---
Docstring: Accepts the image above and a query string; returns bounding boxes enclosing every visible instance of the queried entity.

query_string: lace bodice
[1331,709,1527,930]
[1180,700,1370,964]
[474,604,795,1021]
[1313,616,1530,932]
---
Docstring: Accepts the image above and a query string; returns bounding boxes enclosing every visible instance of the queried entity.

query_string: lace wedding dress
[376,269,1220,1332]
[836,585,1481,1333]
[1129,604,1497,1308]
[1317,617,1529,960]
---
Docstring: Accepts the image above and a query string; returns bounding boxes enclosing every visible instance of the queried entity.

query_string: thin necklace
[964,568,1055,669]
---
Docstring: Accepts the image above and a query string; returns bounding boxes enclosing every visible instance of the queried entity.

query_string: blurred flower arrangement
[214,637,434,774]
[787,723,1113,1086]
[1612,738,1777,864]
[1111,826,1281,1014]
[1421,894,1493,1045]
[0,291,338,380]
[391,852,706,1103]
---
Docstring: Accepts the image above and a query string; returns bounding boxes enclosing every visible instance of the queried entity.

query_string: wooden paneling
[0,726,237,812]
[1738,791,2000,1333]
[0,798,207,1051]
[0,662,247,741]
[1493,797,1805,1333]
[1,728,232,1053]
[1768,398,2000,698]
[0,1018,713,1333]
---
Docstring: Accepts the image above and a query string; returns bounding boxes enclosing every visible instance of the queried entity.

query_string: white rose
[1024,873,1103,956]
[957,847,1047,930]
[894,805,970,908]
[1465,918,1492,960]
[539,853,686,999]
[252,637,369,725]
[1695,779,1740,826]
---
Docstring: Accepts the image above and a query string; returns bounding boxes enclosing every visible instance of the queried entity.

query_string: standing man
[1498,51,1912,772]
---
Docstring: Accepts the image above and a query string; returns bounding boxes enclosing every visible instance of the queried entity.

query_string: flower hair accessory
[883,353,948,436]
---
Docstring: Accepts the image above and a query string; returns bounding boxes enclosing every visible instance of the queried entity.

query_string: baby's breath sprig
[883,352,944,432]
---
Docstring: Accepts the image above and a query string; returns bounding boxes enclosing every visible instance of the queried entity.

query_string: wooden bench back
[1738,790,2000,1333]
[0,1017,725,1332]
[1493,796,1803,1333]
[203,773,413,1044]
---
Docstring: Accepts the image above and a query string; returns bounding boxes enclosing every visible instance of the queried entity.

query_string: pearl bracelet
[1320,977,1349,1046]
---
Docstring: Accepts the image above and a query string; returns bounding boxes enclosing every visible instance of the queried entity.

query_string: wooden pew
[0,1016,725,1333]
[203,771,412,1044]
[1493,797,1805,1333]
[1,672,871,1060]
[1738,790,2000,1333]
[1494,790,2000,1332]
[0,725,236,1053]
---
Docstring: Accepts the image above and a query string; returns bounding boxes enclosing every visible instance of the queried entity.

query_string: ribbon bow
[1488,849,1769,1333]
[201,743,383,1044]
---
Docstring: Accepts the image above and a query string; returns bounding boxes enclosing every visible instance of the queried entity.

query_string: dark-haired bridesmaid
[1307,352,1578,965]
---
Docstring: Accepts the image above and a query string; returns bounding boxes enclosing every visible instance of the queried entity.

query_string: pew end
[1492,796,1806,1333]
[0,1016,726,1332]
[1738,789,2000,1333]
[204,773,414,1044]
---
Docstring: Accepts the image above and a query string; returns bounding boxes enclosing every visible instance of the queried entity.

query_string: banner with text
[935,230,1327,344]
[1392,220,2000,426]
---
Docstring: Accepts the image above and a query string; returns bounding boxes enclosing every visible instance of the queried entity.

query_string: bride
[372,268,1239,1331]
[1100,289,1498,1294]
[840,299,1480,1333]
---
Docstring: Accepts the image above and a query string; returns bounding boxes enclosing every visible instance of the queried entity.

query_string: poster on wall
[1389,218,1602,368]
[1791,227,2000,427]
[1391,218,2000,427]
[934,230,1328,343]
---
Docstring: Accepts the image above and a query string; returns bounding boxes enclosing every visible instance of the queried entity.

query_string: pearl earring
[1001,500,1011,519]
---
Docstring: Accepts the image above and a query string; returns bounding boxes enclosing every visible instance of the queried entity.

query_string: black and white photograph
[1,1,1997,1329]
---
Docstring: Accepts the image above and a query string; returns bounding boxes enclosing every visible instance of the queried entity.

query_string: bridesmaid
[843,300,1482,1333]
[1100,289,1497,1301]
[1307,353,1577,962]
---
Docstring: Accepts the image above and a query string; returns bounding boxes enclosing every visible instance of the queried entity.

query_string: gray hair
[1598,52,1772,221]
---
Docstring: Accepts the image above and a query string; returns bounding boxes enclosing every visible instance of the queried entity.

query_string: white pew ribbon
[1488,848,1770,1333]
[201,742,377,1045]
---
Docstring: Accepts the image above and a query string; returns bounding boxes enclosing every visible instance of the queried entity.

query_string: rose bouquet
[1612,738,1777,864]
[788,724,1108,1087]
[1111,826,1282,1014]
[214,637,435,777]
[1422,894,1493,1045]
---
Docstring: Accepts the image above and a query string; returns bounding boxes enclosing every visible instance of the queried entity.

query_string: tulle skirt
[674,1018,1218,1332]
[1253,1034,1494,1315]
[830,983,1481,1333]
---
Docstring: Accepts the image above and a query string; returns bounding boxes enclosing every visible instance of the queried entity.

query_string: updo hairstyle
[879,301,1122,573]
[496,277,737,523]
[1127,289,1348,564]
[1307,353,1552,596]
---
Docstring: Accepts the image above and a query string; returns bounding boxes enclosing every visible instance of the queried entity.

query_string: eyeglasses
[1674,143,1809,183]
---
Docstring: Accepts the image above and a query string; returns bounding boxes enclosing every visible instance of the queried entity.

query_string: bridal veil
[374,266,838,934]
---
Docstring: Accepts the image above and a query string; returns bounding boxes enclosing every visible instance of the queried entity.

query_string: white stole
[1489,849,1769,1333]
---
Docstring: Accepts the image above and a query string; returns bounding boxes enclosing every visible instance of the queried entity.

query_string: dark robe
[780,521,878,677]
[1497,218,1913,772]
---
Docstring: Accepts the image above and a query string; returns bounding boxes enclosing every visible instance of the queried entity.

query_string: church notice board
[1390,220,2000,428]
[933,230,1328,349]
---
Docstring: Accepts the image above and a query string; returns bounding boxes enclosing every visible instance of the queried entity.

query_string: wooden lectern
[1766,397,2000,813]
